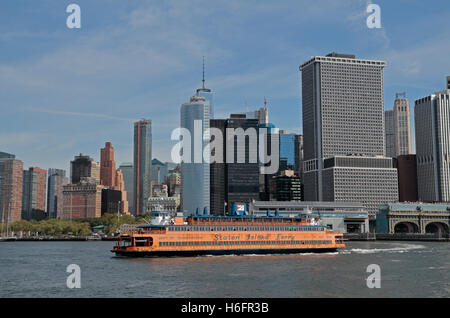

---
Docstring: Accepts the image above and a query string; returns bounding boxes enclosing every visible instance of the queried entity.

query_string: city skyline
[2,1,450,173]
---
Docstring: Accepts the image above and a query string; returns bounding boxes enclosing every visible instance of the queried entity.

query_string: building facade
[250,201,369,234]
[377,202,450,234]
[118,163,134,214]
[180,94,210,215]
[275,170,302,201]
[385,110,395,158]
[394,155,418,202]
[62,182,103,219]
[209,116,260,215]
[300,52,398,219]
[22,167,47,221]
[100,142,116,187]
[415,86,450,202]
[70,154,100,184]
[134,119,152,215]
[393,94,413,157]
[47,169,68,219]
[0,153,23,223]
[322,156,398,217]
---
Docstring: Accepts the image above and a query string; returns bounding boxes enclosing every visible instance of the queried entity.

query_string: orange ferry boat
[112,206,345,257]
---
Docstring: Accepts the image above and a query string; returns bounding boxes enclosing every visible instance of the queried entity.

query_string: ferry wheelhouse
[112,207,345,257]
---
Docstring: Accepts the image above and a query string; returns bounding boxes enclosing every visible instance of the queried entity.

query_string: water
[0,241,449,297]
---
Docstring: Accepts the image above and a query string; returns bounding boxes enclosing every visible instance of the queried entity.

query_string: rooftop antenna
[202,56,205,90]
[196,56,211,95]
[245,100,249,112]
[264,96,268,108]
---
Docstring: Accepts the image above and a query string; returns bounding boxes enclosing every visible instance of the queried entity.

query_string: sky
[1,0,450,174]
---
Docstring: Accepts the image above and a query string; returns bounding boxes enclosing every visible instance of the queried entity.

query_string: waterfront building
[134,119,152,215]
[250,201,369,233]
[377,202,450,234]
[148,196,179,214]
[100,142,116,187]
[0,152,23,223]
[300,52,398,219]
[62,180,103,219]
[47,169,68,219]
[180,94,210,216]
[275,170,302,201]
[22,167,47,221]
[101,188,122,215]
[118,163,134,214]
[321,156,398,217]
[70,153,100,184]
[394,155,418,202]
[415,83,450,202]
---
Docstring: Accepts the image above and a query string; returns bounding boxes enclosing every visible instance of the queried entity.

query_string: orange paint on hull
[112,215,345,257]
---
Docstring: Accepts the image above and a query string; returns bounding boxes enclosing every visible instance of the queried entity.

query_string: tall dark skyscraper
[209,115,260,215]
[134,119,152,215]
[22,167,47,220]
[70,153,100,184]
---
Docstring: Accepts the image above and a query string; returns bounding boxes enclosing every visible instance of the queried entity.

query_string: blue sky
[1,0,450,173]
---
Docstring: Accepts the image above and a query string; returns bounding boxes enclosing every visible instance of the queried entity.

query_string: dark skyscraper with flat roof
[209,115,260,215]
[22,167,47,220]
[134,119,152,215]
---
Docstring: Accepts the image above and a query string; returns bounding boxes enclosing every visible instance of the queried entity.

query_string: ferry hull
[112,247,339,258]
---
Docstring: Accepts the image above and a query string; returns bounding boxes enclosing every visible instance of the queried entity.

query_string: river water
[0,241,448,298]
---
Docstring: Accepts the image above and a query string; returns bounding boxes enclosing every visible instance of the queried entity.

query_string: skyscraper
[118,163,134,214]
[181,94,210,215]
[209,115,260,215]
[279,131,296,171]
[385,110,395,158]
[70,153,100,184]
[62,181,103,219]
[100,142,116,187]
[393,93,413,157]
[63,154,103,220]
[134,119,152,215]
[22,167,47,220]
[415,82,450,202]
[0,152,23,223]
[300,52,398,218]
[47,169,68,219]
[224,115,260,211]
